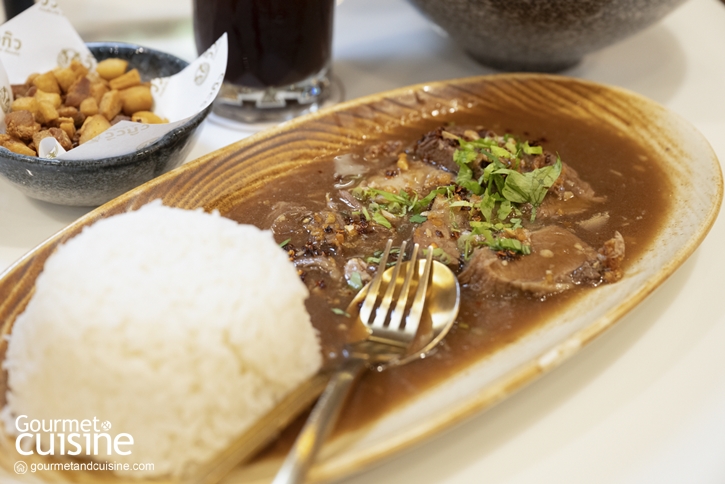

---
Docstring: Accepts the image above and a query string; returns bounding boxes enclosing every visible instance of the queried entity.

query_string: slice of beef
[414,125,493,173]
[363,139,403,163]
[294,256,342,281]
[537,157,606,218]
[536,195,593,219]
[359,160,454,196]
[459,225,624,297]
[572,231,625,284]
[502,152,603,219]
[552,159,604,203]
[265,201,308,230]
[414,127,461,173]
[335,190,364,211]
[412,195,464,266]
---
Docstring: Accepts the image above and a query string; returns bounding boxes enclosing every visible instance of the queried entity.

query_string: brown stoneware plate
[0,74,722,483]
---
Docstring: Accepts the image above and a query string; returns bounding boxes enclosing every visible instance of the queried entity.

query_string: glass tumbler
[193,0,338,124]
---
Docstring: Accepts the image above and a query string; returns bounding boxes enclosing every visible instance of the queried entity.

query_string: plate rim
[0,73,722,483]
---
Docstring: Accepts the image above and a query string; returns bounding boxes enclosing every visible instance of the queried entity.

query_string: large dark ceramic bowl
[408,0,689,72]
[0,42,212,206]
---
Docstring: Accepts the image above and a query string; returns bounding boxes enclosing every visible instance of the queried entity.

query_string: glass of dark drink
[193,0,339,123]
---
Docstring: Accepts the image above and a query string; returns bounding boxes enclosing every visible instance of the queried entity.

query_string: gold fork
[272,239,459,484]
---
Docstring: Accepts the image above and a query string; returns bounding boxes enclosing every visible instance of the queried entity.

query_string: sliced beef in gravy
[359,159,454,195]
[415,127,605,219]
[414,127,460,173]
[459,225,623,297]
[538,157,606,218]
[414,126,496,173]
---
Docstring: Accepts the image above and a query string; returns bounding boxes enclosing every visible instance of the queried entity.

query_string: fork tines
[359,239,434,348]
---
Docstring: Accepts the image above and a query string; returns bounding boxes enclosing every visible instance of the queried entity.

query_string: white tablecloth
[1,0,724,482]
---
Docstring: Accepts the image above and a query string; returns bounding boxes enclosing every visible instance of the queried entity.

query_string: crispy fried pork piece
[5,110,40,141]
[31,127,73,152]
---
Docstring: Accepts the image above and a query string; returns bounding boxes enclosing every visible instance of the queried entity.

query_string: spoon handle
[272,357,366,484]
[188,371,331,484]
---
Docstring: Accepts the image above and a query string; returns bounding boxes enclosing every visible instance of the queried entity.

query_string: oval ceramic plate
[0,74,722,483]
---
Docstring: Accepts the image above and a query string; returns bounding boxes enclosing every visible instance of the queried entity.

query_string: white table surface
[2,0,725,483]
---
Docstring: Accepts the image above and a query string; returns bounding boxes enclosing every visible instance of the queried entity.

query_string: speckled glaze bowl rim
[0,41,211,169]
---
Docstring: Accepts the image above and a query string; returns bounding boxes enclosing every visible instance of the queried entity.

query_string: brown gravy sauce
[227,110,672,456]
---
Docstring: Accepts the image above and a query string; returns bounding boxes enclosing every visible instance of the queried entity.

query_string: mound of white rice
[1,201,321,477]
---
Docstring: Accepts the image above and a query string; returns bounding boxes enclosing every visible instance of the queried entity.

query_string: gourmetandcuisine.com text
[27,461,154,473]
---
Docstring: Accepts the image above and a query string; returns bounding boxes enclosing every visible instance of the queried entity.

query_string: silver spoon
[272,241,460,484]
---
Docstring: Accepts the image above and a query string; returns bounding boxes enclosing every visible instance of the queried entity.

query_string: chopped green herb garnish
[331,308,350,317]
[489,145,514,159]
[411,185,455,213]
[352,185,456,222]
[449,200,474,208]
[347,271,364,290]
[347,132,560,264]
[493,237,531,254]
[371,211,392,229]
[497,199,513,221]
[368,188,411,213]
[454,149,484,195]
[423,247,453,265]
[461,222,531,257]
[504,136,518,155]
[278,238,291,248]
[479,190,496,223]
[366,247,401,265]
[496,156,562,220]
[452,134,562,223]
[522,142,543,155]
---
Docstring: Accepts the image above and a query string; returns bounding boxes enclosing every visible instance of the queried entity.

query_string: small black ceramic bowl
[408,0,688,72]
[0,42,212,206]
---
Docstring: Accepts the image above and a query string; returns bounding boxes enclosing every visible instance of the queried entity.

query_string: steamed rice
[1,201,322,477]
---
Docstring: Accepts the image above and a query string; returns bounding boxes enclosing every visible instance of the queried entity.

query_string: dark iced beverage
[193,0,335,89]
